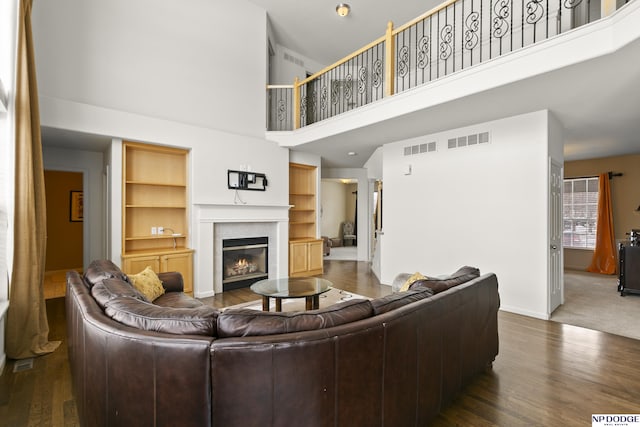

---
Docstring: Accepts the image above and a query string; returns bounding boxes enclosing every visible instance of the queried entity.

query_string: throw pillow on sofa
[128,266,165,301]
[410,266,480,293]
[399,272,427,292]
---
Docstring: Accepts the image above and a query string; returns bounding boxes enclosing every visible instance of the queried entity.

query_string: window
[563,177,598,249]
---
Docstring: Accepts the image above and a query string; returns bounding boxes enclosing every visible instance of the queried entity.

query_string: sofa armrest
[158,271,184,293]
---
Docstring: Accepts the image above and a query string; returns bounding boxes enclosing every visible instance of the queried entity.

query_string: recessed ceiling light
[336,3,350,17]
[347,151,357,156]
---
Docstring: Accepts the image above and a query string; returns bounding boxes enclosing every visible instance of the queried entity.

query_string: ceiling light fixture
[336,3,350,17]
[347,151,357,156]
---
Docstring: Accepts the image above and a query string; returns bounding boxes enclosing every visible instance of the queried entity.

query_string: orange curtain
[6,0,60,359]
[587,173,616,275]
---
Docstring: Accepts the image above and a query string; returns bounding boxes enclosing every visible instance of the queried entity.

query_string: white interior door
[548,160,564,314]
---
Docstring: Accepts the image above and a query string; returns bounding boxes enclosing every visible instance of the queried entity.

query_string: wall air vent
[283,52,305,67]
[13,358,34,372]
[403,141,437,156]
[448,132,490,149]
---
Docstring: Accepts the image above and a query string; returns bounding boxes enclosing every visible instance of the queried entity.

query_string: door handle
[551,245,558,250]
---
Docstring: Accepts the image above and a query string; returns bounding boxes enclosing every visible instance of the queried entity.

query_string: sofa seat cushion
[410,266,480,294]
[83,259,129,289]
[91,278,150,308]
[371,288,434,315]
[104,297,219,336]
[217,298,374,338]
[154,292,205,309]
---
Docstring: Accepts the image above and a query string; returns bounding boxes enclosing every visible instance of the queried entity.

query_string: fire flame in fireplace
[226,257,259,277]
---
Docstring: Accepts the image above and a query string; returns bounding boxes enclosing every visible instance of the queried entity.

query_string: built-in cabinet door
[123,250,194,295]
[308,240,324,272]
[289,242,309,275]
[162,252,193,294]
[123,255,161,275]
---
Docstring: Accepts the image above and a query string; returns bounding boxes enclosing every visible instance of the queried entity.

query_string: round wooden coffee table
[250,277,332,312]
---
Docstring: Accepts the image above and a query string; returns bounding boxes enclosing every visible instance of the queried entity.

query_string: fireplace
[222,237,268,291]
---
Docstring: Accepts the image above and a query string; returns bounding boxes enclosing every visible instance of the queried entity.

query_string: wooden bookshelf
[121,142,194,294]
[289,163,323,277]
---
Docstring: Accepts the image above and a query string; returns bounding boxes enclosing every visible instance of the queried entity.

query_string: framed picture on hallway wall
[70,191,83,222]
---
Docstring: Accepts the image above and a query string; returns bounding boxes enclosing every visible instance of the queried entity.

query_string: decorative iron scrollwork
[300,95,307,121]
[277,99,286,122]
[417,36,430,68]
[398,45,410,77]
[464,12,480,50]
[372,59,383,88]
[321,86,328,111]
[358,67,367,94]
[526,0,545,23]
[308,93,316,117]
[344,74,353,101]
[331,81,340,105]
[492,0,511,38]
[563,0,583,8]
[439,25,453,60]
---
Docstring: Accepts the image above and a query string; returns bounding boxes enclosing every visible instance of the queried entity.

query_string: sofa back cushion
[91,278,150,308]
[371,288,434,315]
[104,297,219,336]
[84,259,128,289]
[217,299,373,338]
[410,266,480,293]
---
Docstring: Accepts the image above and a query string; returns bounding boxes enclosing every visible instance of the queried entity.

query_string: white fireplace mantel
[193,203,290,297]
[195,203,291,223]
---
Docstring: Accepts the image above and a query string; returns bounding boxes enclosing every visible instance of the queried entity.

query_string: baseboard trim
[499,305,550,320]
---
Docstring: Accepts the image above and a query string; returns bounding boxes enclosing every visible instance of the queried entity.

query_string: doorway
[43,170,83,299]
[548,161,563,314]
[321,178,358,260]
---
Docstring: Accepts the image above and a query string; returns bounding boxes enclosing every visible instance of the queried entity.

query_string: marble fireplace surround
[193,203,290,297]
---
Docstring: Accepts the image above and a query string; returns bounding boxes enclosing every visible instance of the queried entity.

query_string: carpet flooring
[551,270,640,340]
[222,287,370,312]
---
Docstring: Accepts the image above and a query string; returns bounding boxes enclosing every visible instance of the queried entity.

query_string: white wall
[32,0,267,139]
[0,0,18,375]
[43,146,106,268]
[382,110,557,319]
[271,44,326,85]
[365,147,384,180]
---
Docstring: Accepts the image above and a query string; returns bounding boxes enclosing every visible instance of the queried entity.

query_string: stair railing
[267,0,615,131]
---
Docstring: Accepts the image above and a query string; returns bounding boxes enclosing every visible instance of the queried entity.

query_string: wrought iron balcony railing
[267,0,624,132]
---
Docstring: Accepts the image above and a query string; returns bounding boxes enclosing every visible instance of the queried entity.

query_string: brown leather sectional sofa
[66,260,499,427]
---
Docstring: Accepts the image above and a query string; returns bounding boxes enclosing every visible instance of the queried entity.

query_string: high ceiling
[248,0,441,65]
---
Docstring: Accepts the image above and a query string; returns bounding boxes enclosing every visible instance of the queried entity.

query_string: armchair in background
[342,221,356,246]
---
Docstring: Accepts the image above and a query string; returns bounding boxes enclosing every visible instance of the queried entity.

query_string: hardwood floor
[3,260,640,426]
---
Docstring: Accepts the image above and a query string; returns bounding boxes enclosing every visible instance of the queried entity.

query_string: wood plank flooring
[2,259,640,426]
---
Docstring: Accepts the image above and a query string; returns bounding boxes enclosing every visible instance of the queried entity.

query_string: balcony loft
[265,0,640,168]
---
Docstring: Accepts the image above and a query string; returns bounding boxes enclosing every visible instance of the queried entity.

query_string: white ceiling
[250,0,441,65]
